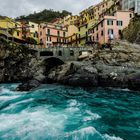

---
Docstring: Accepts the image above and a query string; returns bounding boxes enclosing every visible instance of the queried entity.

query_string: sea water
[0,84,140,140]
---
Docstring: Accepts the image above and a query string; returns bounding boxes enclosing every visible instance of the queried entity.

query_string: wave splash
[0,84,138,140]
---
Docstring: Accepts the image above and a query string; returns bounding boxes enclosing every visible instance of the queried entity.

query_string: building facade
[28,21,39,43]
[89,11,134,44]
[77,0,121,46]
[46,23,67,47]
[67,25,78,46]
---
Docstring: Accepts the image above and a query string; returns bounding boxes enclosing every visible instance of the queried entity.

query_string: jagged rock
[16,80,41,91]
[47,41,140,91]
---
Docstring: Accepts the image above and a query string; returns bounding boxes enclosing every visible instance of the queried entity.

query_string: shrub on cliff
[123,17,140,44]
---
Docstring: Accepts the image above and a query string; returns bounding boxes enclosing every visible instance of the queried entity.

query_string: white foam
[104,134,124,140]
[0,107,67,139]
[68,99,78,107]
[84,110,101,121]
[0,95,19,101]
[65,126,99,139]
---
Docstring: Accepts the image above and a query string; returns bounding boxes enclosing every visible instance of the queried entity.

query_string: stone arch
[43,57,64,74]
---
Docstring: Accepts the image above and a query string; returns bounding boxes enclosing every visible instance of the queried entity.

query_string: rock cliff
[47,41,140,91]
[0,38,45,90]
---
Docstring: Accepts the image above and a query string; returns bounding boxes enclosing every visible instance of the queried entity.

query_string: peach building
[38,23,67,47]
[46,24,67,47]
[88,10,134,45]
[67,25,78,46]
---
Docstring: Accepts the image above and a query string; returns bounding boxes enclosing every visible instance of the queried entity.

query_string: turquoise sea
[0,84,140,140]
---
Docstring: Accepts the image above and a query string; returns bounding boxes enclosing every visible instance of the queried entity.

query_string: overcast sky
[0,0,101,18]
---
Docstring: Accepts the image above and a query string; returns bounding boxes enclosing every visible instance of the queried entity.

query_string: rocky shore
[0,39,45,91]
[0,39,140,91]
[47,41,140,91]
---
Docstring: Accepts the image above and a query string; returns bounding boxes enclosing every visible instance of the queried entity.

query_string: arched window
[70,50,74,56]
[58,50,62,56]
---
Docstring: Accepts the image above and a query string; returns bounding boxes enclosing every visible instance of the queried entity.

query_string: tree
[15,9,72,23]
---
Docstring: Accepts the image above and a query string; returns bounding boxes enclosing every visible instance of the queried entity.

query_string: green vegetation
[123,17,140,44]
[16,9,71,23]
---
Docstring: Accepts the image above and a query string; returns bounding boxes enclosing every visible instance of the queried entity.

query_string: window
[101,30,104,36]
[79,34,80,38]
[58,51,62,56]
[130,14,132,18]
[117,21,123,26]
[70,50,74,56]
[96,33,99,41]
[63,32,66,37]
[101,21,103,27]
[40,31,42,36]
[107,19,113,25]
[47,29,50,36]
[96,26,98,31]
[57,31,60,37]
[50,37,51,42]
[108,29,113,35]
[17,32,19,36]
[32,25,35,28]
[79,28,80,31]
[85,24,88,28]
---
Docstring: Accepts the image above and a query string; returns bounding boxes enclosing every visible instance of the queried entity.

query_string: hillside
[123,16,140,44]
[15,9,72,23]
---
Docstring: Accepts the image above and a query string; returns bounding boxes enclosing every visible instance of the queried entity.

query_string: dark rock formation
[1,39,140,91]
[0,38,45,91]
[16,80,40,91]
[47,41,140,91]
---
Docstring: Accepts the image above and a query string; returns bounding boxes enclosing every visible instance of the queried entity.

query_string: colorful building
[38,23,47,47]
[88,10,134,45]
[77,0,121,46]
[46,23,67,47]
[28,21,39,43]
[39,23,67,47]
[0,16,23,41]
[67,25,78,46]
[63,15,79,26]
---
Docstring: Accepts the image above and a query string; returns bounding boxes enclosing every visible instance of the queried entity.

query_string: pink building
[38,23,67,48]
[38,23,46,48]
[89,10,134,45]
[46,23,67,47]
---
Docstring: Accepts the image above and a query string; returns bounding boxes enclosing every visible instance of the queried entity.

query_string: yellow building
[28,21,39,43]
[0,16,22,40]
[63,15,79,26]
[67,25,78,46]
[77,0,120,46]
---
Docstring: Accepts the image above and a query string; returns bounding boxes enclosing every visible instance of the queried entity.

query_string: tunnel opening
[40,51,53,56]
[58,50,62,56]
[43,57,64,77]
[70,50,74,56]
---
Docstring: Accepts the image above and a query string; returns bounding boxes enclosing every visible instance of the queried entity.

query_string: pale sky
[0,0,102,18]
